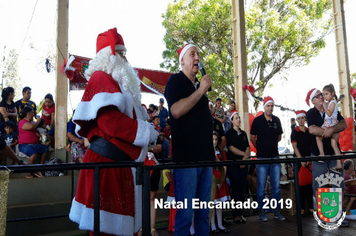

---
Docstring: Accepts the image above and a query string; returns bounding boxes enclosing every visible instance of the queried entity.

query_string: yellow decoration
[141,76,165,94]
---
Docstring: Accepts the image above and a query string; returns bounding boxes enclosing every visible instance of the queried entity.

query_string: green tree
[2,49,22,99]
[161,0,333,110]
[351,73,356,88]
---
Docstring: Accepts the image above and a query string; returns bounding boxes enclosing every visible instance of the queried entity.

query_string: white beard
[85,46,142,107]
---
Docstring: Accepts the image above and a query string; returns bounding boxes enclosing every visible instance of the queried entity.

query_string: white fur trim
[296,113,306,119]
[74,92,126,121]
[141,105,149,121]
[69,168,142,235]
[179,44,196,65]
[115,44,127,51]
[310,89,318,103]
[73,92,126,137]
[136,146,148,162]
[133,120,151,147]
[230,111,239,120]
[69,199,136,235]
[132,168,142,232]
[263,100,274,108]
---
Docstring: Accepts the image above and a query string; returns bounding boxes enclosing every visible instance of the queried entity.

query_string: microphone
[198,62,206,76]
[198,62,211,91]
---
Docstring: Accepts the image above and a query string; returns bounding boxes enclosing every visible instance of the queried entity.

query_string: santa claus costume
[69,28,158,236]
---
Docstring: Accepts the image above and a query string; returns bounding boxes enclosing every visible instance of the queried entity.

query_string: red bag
[298,164,313,186]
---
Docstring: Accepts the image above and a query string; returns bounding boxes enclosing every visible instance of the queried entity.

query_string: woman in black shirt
[226,110,250,223]
[0,87,17,133]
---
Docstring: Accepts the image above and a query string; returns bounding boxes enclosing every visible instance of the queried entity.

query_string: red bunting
[63,54,172,93]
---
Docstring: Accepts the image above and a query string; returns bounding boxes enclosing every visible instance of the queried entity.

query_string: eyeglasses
[115,50,126,58]
[313,93,324,99]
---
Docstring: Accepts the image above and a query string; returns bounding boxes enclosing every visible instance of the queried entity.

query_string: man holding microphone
[164,44,215,236]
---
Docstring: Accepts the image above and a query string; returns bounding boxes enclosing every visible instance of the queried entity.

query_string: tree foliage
[351,73,356,88]
[161,0,333,110]
[2,49,22,98]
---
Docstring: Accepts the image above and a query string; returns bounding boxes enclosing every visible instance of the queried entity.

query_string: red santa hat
[305,88,319,107]
[295,110,307,119]
[230,110,239,120]
[96,27,126,55]
[263,96,274,108]
[177,44,196,64]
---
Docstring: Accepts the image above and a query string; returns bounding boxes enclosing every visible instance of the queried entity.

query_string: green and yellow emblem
[317,188,342,222]
[313,187,345,230]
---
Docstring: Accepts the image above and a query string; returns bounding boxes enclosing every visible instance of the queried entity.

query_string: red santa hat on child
[295,110,307,119]
[177,44,196,65]
[305,88,319,107]
[96,27,126,55]
[230,110,239,120]
[263,96,274,108]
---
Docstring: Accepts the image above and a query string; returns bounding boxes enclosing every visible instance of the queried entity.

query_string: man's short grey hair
[343,159,354,170]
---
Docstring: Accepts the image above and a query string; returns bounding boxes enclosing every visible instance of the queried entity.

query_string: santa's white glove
[149,127,159,144]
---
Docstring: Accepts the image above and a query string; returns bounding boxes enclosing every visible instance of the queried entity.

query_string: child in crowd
[316,84,342,172]
[146,109,154,124]
[153,116,161,132]
[164,119,171,142]
[211,131,230,233]
[67,110,86,163]
[41,93,55,147]
[37,119,51,146]
[1,121,18,165]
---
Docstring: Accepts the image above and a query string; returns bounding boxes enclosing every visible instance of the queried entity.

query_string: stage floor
[155,212,356,236]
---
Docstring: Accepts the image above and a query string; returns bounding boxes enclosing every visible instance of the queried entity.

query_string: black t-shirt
[306,107,344,156]
[164,71,215,162]
[0,100,17,123]
[15,99,37,123]
[250,114,283,158]
[290,127,312,157]
[154,136,164,160]
[213,118,225,143]
[226,128,250,160]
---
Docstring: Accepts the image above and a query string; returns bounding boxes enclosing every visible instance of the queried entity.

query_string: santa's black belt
[89,137,132,162]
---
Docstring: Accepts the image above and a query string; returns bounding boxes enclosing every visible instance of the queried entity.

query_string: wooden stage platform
[155,212,356,236]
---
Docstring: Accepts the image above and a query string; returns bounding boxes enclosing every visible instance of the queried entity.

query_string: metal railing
[1,153,355,236]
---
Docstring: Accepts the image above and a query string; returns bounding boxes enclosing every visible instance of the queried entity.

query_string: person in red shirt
[164,119,171,141]
[41,94,55,128]
[153,116,161,132]
[18,107,49,178]
[41,93,55,147]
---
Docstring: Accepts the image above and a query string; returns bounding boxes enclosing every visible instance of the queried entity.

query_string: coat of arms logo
[313,173,346,230]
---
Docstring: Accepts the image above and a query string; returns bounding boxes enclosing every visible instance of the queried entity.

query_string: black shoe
[234,216,247,223]
[341,219,349,227]
[211,229,219,234]
[223,218,231,225]
[218,227,229,233]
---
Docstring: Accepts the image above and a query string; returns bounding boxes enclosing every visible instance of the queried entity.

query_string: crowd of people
[2,27,354,236]
[0,86,57,177]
